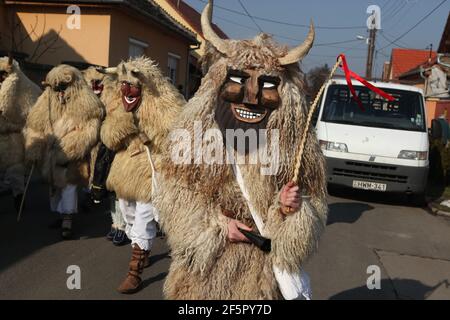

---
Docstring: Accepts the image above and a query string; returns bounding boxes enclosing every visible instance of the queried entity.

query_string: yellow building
[153,0,227,58]
[153,0,227,95]
[0,0,198,94]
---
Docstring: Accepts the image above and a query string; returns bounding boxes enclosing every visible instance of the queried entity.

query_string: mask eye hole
[229,76,246,85]
[262,82,276,89]
[55,83,68,92]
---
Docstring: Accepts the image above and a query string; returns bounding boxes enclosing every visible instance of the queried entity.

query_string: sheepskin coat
[100,57,185,202]
[156,35,328,300]
[24,64,104,188]
[0,57,41,175]
[82,66,118,186]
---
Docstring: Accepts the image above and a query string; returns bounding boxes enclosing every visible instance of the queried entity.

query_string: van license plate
[352,180,387,192]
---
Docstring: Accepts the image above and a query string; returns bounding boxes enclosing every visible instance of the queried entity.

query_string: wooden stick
[285,57,342,214]
[292,57,342,184]
[17,164,34,222]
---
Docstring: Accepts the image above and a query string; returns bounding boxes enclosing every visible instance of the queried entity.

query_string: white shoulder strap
[230,162,313,301]
[144,145,159,197]
[231,163,266,236]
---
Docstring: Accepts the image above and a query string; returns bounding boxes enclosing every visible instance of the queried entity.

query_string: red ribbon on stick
[338,54,395,111]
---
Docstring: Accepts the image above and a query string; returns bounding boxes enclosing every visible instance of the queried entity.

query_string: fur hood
[157,33,328,299]
[24,64,104,187]
[100,56,185,202]
[82,66,118,110]
[0,57,41,127]
[163,34,326,198]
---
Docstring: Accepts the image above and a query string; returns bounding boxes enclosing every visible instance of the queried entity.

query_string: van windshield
[321,84,426,132]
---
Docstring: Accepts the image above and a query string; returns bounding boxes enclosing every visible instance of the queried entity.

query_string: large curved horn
[96,66,118,74]
[201,1,228,55]
[278,21,315,65]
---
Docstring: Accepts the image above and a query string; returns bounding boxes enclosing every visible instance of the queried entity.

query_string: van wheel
[407,193,427,207]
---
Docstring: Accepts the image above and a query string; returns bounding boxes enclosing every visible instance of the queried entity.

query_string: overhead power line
[214,14,363,48]
[388,0,417,30]
[380,0,391,12]
[194,0,366,30]
[378,0,448,51]
[236,0,263,33]
[379,31,408,49]
[383,0,407,25]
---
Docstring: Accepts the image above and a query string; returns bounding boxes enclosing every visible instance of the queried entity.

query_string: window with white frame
[129,38,149,58]
[168,53,180,85]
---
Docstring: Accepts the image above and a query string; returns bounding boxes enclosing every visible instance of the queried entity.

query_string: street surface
[1,180,450,300]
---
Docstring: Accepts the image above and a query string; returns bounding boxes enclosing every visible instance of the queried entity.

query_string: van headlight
[319,140,348,153]
[398,150,428,160]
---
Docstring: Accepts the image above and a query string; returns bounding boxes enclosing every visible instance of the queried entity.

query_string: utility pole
[365,14,377,79]
[366,28,377,79]
[365,6,381,79]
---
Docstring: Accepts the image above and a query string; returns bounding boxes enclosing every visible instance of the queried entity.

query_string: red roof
[390,48,437,79]
[165,0,228,39]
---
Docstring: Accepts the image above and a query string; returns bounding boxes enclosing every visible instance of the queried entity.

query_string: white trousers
[118,199,158,251]
[110,197,126,230]
[50,184,78,215]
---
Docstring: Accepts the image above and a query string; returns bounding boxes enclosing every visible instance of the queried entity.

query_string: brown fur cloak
[156,34,328,300]
[0,57,41,186]
[24,64,104,188]
[100,57,185,202]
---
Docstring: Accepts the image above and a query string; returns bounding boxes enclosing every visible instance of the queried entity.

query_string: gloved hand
[91,185,107,204]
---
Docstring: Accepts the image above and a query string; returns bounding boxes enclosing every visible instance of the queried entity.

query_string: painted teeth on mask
[236,108,262,119]
[125,96,137,104]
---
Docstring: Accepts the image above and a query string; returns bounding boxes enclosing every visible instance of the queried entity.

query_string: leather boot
[117,244,146,294]
[61,214,73,239]
[143,250,150,268]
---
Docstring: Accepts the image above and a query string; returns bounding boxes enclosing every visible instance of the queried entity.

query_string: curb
[427,202,450,218]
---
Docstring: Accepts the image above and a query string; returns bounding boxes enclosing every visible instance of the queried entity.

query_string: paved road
[1,181,450,300]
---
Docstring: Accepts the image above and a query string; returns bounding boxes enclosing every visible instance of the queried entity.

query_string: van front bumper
[325,157,428,194]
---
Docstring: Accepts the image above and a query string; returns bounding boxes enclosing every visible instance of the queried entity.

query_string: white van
[315,78,429,202]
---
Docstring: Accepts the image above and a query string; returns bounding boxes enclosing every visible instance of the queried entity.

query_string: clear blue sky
[184,0,450,78]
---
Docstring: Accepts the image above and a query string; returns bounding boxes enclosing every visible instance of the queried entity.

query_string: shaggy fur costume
[0,57,41,195]
[24,64,104,188]
[156,34,328,299]
[82,66,118,186]
[82,66,118,109]
[100,57,185,202]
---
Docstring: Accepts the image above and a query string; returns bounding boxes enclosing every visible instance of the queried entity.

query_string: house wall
[426,99,450,127]
[9,4,111,66]
[153,0,203,58]
[0,1,6,48]
[109,8,189,90]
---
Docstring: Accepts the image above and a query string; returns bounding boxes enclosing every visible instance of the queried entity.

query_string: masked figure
[24,64,104,238]
[156,2,328,300]
[0,57,41,212]
[83,66,129,246]
[99,57,185,294]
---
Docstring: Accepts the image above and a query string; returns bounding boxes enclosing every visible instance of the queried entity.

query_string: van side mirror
[431,119,443,140]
